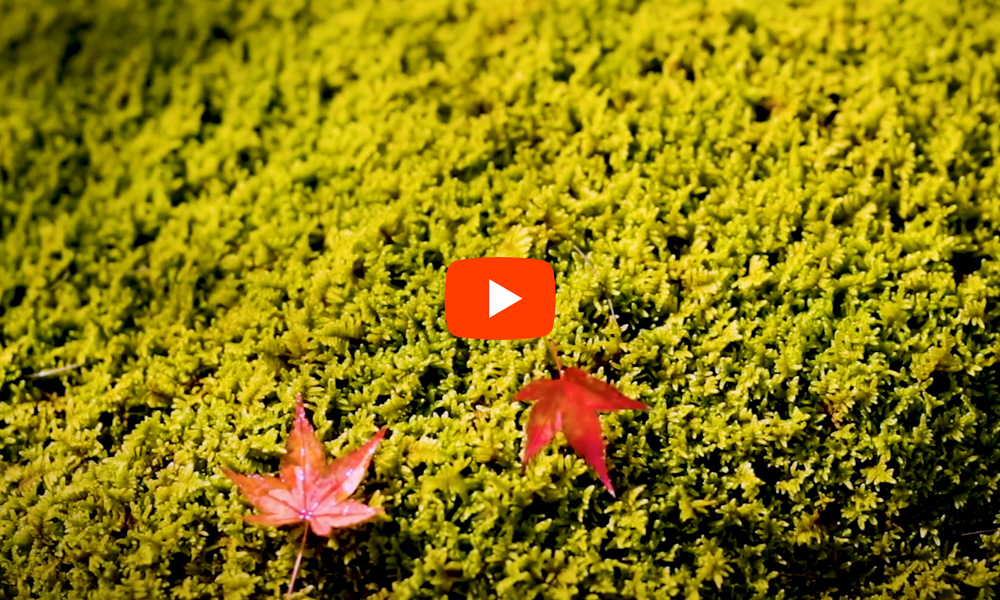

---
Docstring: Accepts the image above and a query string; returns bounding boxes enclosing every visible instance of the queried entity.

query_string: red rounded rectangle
[445,258,555,340]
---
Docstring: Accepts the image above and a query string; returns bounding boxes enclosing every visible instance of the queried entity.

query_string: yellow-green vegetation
[3,0,1000,597]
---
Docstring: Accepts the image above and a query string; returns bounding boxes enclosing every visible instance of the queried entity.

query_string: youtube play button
[488,280,521,317]
[445,258,555,340]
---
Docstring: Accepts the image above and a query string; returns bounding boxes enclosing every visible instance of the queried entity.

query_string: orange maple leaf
[222,394,386,597]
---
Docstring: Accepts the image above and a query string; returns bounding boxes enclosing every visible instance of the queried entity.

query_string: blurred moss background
[3,0,1000,597]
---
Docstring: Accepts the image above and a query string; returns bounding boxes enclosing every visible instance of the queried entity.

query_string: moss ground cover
[3,0,1000,597]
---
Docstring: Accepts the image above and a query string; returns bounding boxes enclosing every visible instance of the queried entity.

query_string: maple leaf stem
[546,339,563,373]
[286,525,309,600]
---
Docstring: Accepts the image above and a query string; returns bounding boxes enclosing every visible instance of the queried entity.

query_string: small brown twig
[960,529,998,537]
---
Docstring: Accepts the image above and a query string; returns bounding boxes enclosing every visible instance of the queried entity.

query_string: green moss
[3,0,1000,597]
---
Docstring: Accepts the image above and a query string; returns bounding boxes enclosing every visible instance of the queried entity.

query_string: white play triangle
[488,279,521,318]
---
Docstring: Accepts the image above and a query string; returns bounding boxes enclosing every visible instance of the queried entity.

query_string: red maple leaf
[222,394,386,597]
[516,344,649,496]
